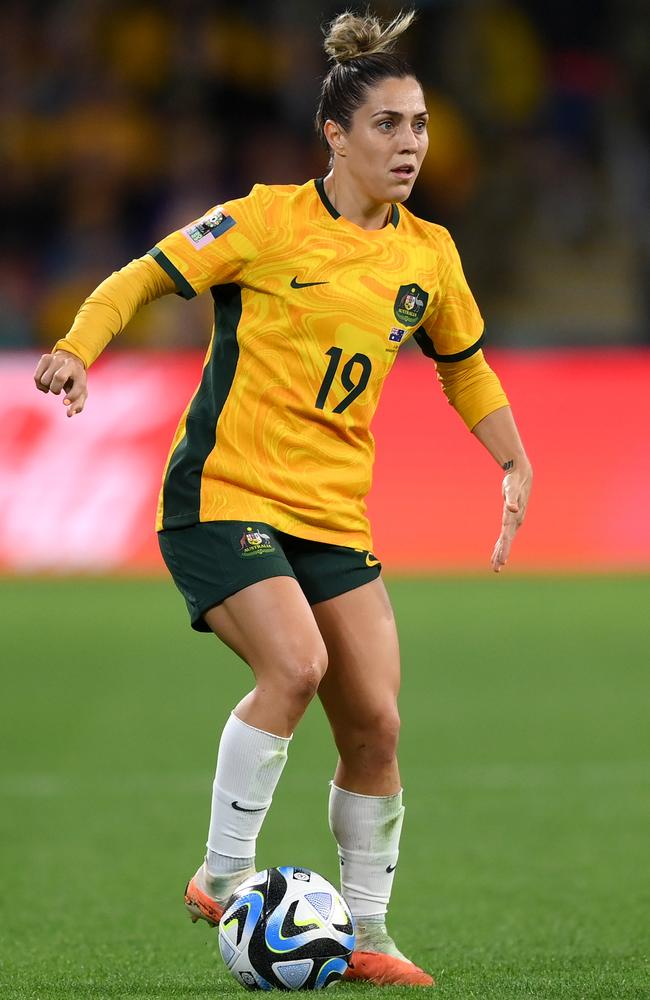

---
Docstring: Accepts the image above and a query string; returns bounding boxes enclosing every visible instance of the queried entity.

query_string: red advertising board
[1,350,648,573]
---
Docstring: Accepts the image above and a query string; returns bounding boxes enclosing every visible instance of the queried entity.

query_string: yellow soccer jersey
[150,178,485,548]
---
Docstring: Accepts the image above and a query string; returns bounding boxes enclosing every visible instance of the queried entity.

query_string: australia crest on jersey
[393,283,429,327]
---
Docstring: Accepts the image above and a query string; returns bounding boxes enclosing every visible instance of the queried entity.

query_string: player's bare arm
[34,350,88,417]
[471,405,533,573]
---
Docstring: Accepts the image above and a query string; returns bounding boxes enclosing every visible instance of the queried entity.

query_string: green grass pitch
[0,576,648,999]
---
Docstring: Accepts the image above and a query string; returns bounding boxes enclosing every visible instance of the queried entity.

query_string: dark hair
[315,10,419,150]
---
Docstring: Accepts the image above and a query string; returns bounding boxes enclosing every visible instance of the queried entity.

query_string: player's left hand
[490,463,532,573]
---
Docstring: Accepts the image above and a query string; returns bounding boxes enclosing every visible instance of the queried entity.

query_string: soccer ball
[218,865,355,991]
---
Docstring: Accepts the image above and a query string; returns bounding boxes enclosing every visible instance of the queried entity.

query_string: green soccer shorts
[158,520,382,632]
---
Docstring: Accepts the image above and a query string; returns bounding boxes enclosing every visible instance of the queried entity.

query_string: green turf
[0,576,648,999]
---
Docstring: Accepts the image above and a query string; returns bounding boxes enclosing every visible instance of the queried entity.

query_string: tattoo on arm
[502,459,514,472]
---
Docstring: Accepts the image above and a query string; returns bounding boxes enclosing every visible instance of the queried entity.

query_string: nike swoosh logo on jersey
[386,863,397,873]
[290,276,329,288]
[365,553,380,567]
[231,801,266,813]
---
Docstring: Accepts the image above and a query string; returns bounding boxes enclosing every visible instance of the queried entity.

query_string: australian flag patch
[389,327,405,343]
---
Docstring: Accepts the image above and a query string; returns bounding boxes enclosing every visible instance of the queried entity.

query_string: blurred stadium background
[1,0,649,572]
[1,4,649,997]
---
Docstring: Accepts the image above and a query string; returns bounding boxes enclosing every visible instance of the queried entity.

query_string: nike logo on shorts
[231,800,266,813]
[365,553,380,567]
[290,276,329,288]
[386,863,397,873]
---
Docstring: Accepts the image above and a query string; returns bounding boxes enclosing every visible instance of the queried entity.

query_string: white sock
[206,713,291,876]
[328,783,404,921]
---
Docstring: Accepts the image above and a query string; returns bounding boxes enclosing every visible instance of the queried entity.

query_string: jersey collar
[314,177,400,230]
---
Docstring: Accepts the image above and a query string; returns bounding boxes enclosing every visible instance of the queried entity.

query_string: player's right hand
[34,350,88,417]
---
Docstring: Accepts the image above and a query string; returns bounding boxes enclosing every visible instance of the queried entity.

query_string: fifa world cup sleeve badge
[183,208,236,249]
[393,283,429,326]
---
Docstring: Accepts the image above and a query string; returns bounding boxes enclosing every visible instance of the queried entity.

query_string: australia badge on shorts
[238,525,275,558]
[393,283,429,327]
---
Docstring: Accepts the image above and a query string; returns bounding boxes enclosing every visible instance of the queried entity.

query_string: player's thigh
[312,576,401,739]
[159,520,327,682]
[204,576,328,686]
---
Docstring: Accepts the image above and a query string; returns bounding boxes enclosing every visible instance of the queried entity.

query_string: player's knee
[282,649,328,707]
[370,707,401,760]
[339,705,400,765]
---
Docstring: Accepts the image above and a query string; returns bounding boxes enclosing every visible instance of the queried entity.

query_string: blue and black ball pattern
[219,865,355,991]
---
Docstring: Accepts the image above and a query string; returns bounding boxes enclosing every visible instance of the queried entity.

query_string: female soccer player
[34,9,531,988]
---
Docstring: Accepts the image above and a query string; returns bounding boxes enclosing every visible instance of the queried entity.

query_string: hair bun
[323,9,415,64]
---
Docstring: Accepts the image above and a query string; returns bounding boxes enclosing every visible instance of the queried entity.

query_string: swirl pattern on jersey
[153,180,484,546]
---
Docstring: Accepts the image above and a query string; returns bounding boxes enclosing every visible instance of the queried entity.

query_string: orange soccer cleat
[184,860,257,927]
[344,950,435,987]
[343,920,434,987]
[184,866,225,927]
